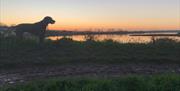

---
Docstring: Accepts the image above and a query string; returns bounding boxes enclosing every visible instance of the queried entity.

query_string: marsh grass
[1,75,180,91]
[0,37,180,68]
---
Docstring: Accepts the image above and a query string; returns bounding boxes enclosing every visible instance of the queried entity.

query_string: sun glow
[1,0,180,31]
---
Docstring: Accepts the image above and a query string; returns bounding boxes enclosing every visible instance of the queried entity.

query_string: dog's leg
[39,31,45,44]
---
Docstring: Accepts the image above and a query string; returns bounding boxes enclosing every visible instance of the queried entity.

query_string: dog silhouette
[14,16,55,43]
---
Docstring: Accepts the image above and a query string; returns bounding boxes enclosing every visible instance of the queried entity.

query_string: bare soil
[1,63,180,86]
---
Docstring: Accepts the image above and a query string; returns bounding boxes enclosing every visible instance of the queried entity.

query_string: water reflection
[48,34,180,43]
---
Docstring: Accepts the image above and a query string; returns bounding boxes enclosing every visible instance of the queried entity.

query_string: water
[48,34,180,43]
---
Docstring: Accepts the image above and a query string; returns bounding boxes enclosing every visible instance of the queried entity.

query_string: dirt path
[1,63,180,86]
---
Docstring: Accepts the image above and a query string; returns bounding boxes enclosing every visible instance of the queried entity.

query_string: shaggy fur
[14,16,55,43]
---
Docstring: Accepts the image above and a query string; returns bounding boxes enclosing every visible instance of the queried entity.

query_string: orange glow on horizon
[2,18,180,31]
[48,23,180,31]
[49,26,180,31]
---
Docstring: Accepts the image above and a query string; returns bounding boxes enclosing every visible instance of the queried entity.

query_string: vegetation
[1,75,180,91]
[0,36,180,69]
[1,34,180,90]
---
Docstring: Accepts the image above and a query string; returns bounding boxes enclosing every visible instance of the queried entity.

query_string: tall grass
[0,36,180,68]
[1,75,180,91]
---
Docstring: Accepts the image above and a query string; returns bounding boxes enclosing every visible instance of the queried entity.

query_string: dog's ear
[43,16,55,24]
[44,16,52,20]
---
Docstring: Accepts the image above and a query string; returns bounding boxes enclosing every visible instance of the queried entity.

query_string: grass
[0,37,180,69]
[1,37,180,91]
[1,74,180,91]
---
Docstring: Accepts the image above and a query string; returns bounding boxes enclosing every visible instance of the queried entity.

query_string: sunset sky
[0,0,180,31]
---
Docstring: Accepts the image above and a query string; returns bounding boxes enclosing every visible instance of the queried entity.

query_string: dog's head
[43,16,55,24]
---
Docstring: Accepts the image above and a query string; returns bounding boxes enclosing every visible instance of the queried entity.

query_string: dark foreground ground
[0,63,180,86]
[0,37,180,90]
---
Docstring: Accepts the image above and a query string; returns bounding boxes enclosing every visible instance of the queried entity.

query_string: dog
[14,16,55,43]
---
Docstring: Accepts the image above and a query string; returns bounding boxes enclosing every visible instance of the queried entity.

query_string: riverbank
[1,37,180,69]
[0,37,180,89]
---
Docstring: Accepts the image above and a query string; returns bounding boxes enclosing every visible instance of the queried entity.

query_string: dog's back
[15,23,43,36]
